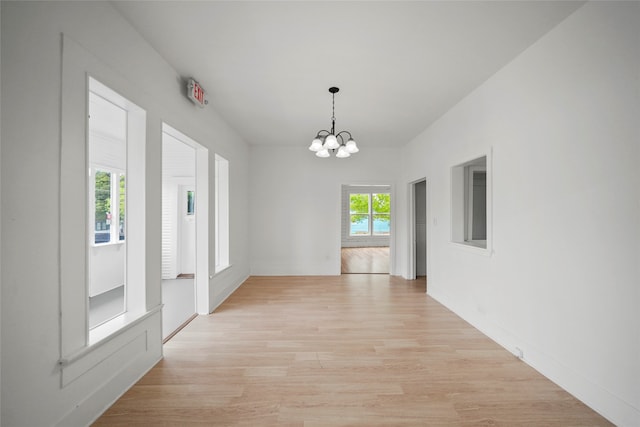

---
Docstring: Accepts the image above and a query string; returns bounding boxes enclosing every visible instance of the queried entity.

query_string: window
[349,192,390,236]
[60,39,149,363]
[372,193,391,236]
[86,77,147,334]
[451,155,489,250]
[350,193,370,235]
[215,154,230,272]
[467,167,486,242]
[186,190,195,216]
[92,170,126,244]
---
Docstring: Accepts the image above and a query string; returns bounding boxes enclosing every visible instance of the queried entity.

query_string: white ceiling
[112,1,583,149]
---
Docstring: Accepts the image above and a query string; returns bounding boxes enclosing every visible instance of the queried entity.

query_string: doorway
[161,125,209,341]
[341,185,391,274]
[409,179,427,285]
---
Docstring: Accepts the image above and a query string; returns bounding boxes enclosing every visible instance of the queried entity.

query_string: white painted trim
[212,264,233,277]
[195,145,209,313]
[341,184,392,247]
[214,154,230,274]
[407,178,428,281]
[450,151,492,255]
[161,123,210,314]
[61,305,161,368]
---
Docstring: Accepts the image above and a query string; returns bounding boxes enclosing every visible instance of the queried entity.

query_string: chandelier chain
[331,92,336,122]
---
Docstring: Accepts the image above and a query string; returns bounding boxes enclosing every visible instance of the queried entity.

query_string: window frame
[90,166,126,246]
[349,193,371,236]
[371,193,391,236]
[342,185,392,249]
[465,165,486,244]
[59,37,156,387]
[214,154,230,273]
[348,192,391,237]
[451,153,492,254]
[85,76,147,344]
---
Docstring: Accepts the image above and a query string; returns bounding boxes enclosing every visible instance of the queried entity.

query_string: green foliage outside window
[95,171,111,225]
[372,193,390,215]
[349,192,391,235]
[350,193,369,225]
[119,175,126,240]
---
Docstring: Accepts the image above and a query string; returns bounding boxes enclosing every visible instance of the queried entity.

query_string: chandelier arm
[315,130,331,137]
[335,131,352,140]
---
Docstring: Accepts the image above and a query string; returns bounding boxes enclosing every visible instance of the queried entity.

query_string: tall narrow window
[215,154,230,272]
[87,78,146,334]
[60,41,149,359]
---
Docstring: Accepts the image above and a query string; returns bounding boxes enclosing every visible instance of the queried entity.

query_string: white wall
[0,2,250,426]
[250,147,400,275]
[395,2,639,425]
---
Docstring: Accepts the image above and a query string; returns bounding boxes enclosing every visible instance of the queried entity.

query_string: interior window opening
[451,155,489,250]
[87,77,146,333]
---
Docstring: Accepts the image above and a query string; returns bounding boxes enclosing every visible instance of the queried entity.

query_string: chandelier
[308,87,359,158]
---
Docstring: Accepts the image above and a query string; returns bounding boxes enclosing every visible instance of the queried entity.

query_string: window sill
[450,240,492,256]
[91,240,125,248]
[214,264,232,276]
[59,305,162,367]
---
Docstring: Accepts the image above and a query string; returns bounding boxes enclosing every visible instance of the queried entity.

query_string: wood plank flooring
[341,247,389,274]
[94,275,611,426]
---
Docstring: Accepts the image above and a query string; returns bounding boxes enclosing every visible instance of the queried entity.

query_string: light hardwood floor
[341,247,389,274]
[94,275,611,426]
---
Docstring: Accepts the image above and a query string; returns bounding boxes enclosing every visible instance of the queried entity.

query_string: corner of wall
[210,271,249,313]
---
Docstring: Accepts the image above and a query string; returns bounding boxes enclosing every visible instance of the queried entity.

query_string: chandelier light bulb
[309,137,323,152]
[345,138,359,153]
[324,134,339,150]
[336,145,351,158]
[316,148,330,158]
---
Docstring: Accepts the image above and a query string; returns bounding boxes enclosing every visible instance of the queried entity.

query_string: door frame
[162,123,210,315]
[408,178,428,284]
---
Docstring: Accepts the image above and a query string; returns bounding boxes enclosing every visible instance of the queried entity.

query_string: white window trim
[348,192,391,237]
[86,77,146,344]
[341,185,392,248]
[162,123,211,315]
[465,165,486,244]
[214,154,230,273]
[60,64,148,364]
[450,152,492,255]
